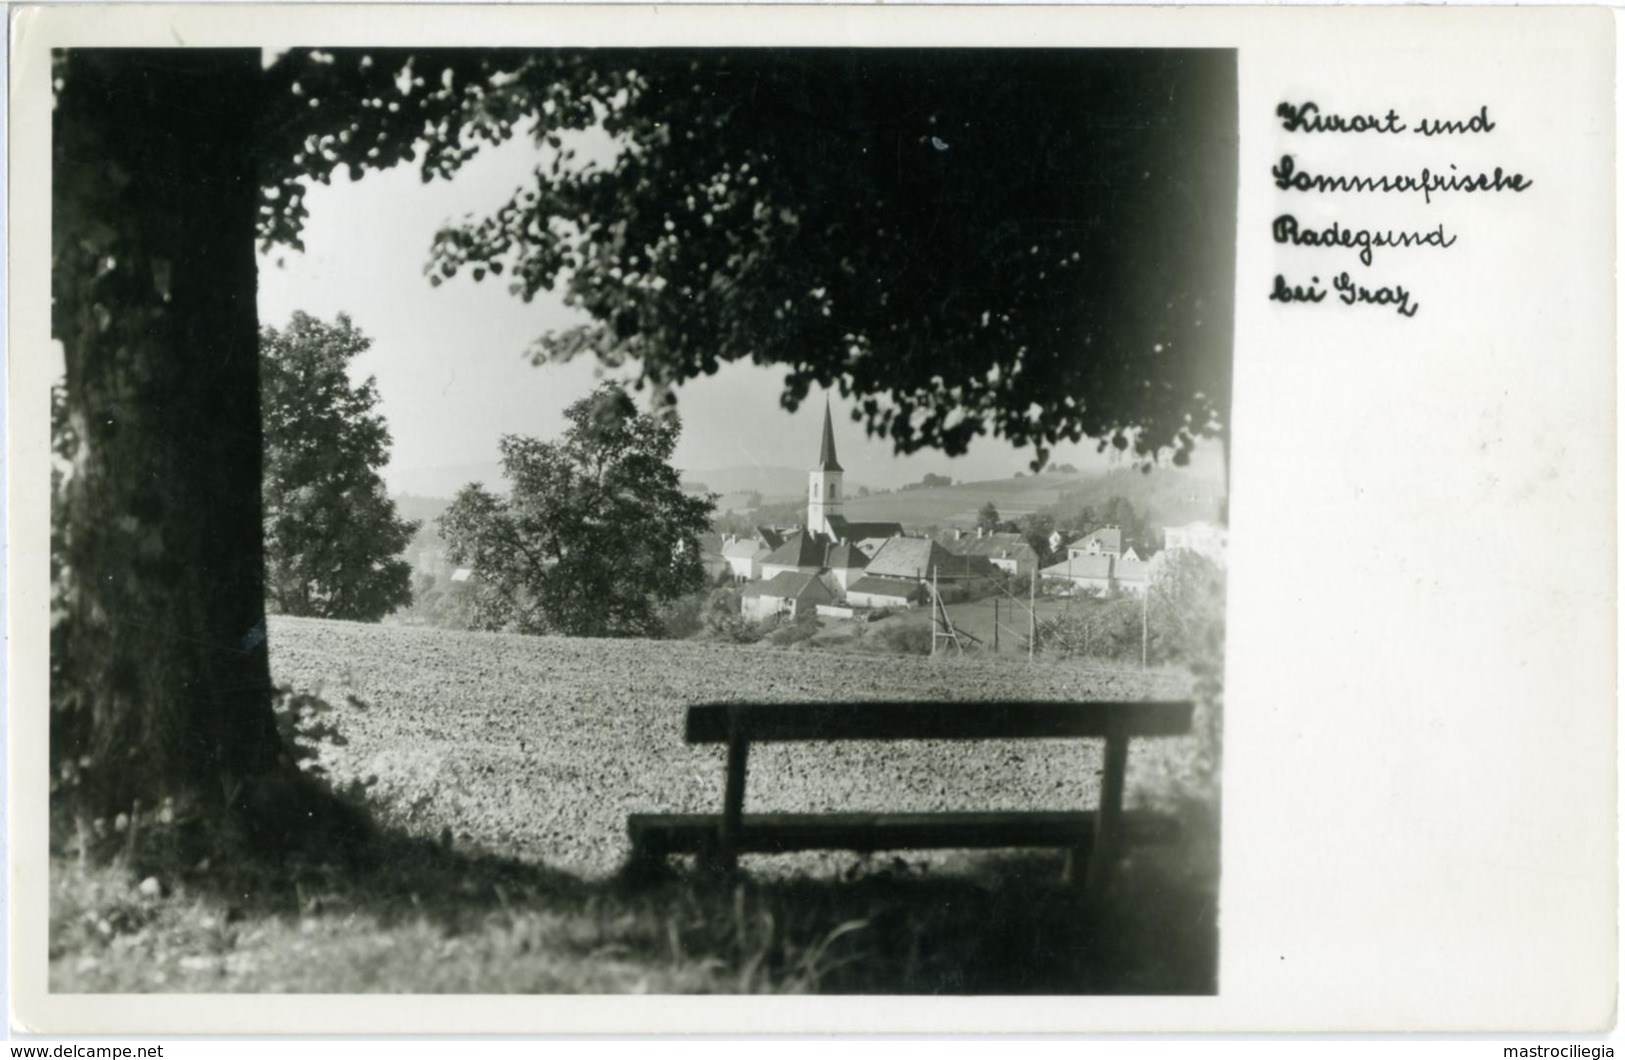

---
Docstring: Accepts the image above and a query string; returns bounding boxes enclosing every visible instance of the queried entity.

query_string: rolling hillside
[840,464,1225,530]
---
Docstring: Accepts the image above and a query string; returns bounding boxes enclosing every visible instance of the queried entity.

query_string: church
[733,404,996,617]
[801,401,904,547]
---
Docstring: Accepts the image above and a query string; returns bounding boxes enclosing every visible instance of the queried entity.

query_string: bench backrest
[684,700,1193,744]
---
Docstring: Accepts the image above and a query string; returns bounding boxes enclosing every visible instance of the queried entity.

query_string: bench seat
[626,700,1195,886]
[627,809,1181,859]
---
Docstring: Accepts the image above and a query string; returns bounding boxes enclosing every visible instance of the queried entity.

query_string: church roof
[823,515,902,544]
[815,401,843,472]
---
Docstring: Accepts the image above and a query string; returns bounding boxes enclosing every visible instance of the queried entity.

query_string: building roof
[949,533,1040,561]
[865,536,992,581]
[844,576,926,601]
[824,542,869,571]
[815,400,843,472]
[1066,526,1122,554]
[741,570,835,602]
[756,527,786,551]
[762,529,829,569]
[1040,554,1115,581]
[824,515,903,544]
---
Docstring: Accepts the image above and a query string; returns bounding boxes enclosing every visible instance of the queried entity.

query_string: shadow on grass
[51,789,1218,995]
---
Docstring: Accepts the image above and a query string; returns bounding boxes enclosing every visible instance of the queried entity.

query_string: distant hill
[839,464,1224,530]
[679,465,810,501]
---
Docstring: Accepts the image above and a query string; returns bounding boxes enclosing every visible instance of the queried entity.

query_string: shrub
[766,612,822,647]
[875,622,933,656]
[702,587,761,644]
[656,587,708,639]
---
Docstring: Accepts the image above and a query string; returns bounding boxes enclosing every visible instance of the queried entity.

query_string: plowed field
[269,616,1196,878]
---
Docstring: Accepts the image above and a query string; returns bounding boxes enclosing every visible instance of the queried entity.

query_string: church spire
[816,399,843,472]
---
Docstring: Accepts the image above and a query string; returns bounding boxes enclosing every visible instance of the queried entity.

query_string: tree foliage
[259,48,1235,467]
[977,502,1001,534]
[438,384,716,637]
[261,312,419,622]
[48,45,1230,853]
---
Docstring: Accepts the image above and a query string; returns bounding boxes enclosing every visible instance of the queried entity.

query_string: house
[740,570,836,620]
[1038,547,1151,596]
[844,575,928,610]
[864,535,995,584]
[721,527,785,581]
[693,531,729,580]
[1114,552,1153,594]
[945,530,1043,580]
[760,529,833,580]
[1065,526,1122,559]
[822,541,870,591]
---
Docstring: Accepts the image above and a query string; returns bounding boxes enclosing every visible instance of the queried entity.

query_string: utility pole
[1028,569,1037,661]
[930,566,937,658]
[1141,582,1149,670]
[993,595,1000,652]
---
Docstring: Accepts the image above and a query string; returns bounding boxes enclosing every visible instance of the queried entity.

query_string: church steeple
[807,398,845,535]
[816,400,843,472]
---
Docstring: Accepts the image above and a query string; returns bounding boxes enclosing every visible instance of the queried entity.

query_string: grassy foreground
[50,617,1219,994]
[49,805,1217,994]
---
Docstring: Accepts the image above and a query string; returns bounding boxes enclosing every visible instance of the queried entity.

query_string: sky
[254,132,1132,498]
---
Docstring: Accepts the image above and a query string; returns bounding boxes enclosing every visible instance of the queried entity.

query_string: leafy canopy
[260,48,1235,468]
[261,311,419,622]
[437,383,716,637]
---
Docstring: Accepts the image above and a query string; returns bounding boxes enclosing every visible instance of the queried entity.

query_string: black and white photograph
[12,2,1617,1041]
[41,43,1234,996]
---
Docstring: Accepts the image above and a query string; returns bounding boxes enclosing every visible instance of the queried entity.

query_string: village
[714,404,1227,628]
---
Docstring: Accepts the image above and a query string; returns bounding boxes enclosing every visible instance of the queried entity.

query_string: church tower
[807,400,844,537]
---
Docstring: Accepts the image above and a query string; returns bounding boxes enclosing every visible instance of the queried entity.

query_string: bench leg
[709,732,749,876]
[1085,733,1129,893]
[1061,844,1090,886]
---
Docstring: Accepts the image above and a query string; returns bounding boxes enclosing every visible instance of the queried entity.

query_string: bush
[766,612,822,647]
[875,621,933,656]
[656,587,708,639]
[702,587,761,644]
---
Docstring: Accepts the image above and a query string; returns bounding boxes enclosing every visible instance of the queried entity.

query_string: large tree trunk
[52,50,284,825]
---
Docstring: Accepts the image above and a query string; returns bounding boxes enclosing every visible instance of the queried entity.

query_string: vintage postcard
[6,3,1615,1036]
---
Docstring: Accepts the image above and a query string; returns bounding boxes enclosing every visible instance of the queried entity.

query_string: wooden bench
[626,699,1193,888]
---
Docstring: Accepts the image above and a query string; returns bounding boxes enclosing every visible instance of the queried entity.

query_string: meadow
[49,616,1219,994]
